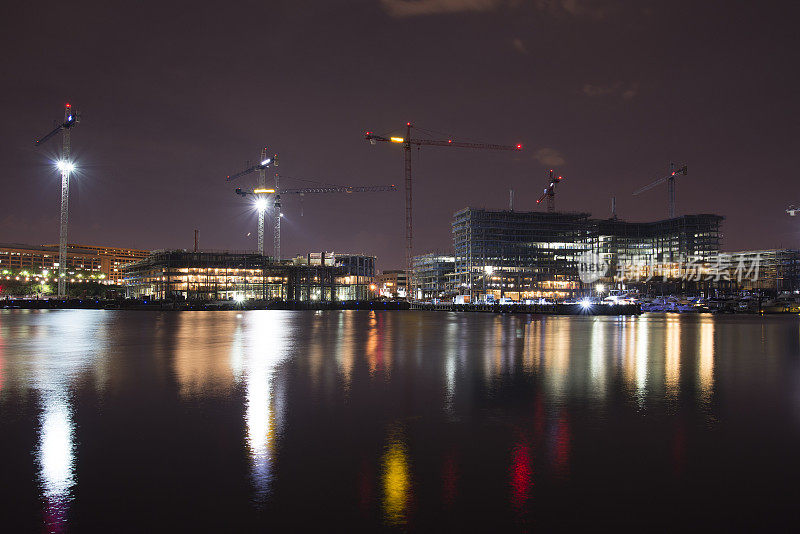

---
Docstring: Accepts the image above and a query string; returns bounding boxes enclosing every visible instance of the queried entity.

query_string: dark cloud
[533,148,566,167]
[582,82,638,99]
[380,0,501,17]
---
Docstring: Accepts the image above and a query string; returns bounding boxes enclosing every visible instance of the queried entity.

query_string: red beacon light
[516,143,522,149]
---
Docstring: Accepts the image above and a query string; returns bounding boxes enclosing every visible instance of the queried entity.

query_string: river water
[1,309,799,531]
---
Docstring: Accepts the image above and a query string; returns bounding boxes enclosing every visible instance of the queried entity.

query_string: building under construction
[726,249,800,293]
[412,253,456,300]
[451,208,724,300]
[121,250,374,301]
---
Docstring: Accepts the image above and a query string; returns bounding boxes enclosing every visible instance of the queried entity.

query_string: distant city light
[580,298,592,309]
[234,294,245,303]
[595,283,605,293]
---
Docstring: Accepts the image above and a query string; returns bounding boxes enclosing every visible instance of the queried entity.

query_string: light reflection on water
[1,310,799,530]
[236,311,291,503]
[382,427,411,526]
[24,311,107,533]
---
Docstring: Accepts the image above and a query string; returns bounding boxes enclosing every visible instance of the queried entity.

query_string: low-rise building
[375,270,407,299]
[121,250,371,301]
[0,242,149,284]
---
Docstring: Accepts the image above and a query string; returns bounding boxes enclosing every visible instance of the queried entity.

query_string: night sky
[2,0,798,270]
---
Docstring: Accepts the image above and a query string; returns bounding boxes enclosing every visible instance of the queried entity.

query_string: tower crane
[34,103,80,298]
[225,149,278,256]
[633,163,688,219]
[365,123,522,298]
[536,170,564,212]
[235,182,397,260]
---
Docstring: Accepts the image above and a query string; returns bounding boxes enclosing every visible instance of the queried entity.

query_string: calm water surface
[1,310,799,531]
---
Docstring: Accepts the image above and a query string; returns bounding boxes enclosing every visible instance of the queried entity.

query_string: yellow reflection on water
[545,319,571,397]
[382,432,411,526]
[365,312,380,377]
[699,318,715,403]
[523,319,542,373]
[665,317,681,397]
[337,312,357,387]
[621,318,637,389]
[635,318,649,402]
[173,314,236,398]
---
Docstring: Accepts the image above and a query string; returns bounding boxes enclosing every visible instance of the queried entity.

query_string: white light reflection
[443,319,458,416]
[635,318,649,407]
[31,311,107,532]
[39,396,75,503]
[589,318,607,401]
[234,311,290,503]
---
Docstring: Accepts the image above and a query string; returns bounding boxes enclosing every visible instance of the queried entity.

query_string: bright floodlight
[254,198,267,211]
[595,283,605,293]
[261,158,271,166]
[56,160,75,173]
[234,294,245,303]
[580,298,592,309]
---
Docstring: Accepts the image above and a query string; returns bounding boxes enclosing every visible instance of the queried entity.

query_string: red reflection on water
[442,450,458,506]
[358,458,373,512]
[42,499,68,534]
[510,439,532,510]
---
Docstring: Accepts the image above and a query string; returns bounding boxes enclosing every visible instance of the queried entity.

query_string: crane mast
[274,173,281,261]
[633,163,688,218]
[225,148,278,257]
[257,148,267,255]
[366,124,521,299]
[35,103,80,298]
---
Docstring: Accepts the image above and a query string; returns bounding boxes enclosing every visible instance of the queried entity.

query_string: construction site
[20,104,800,310]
